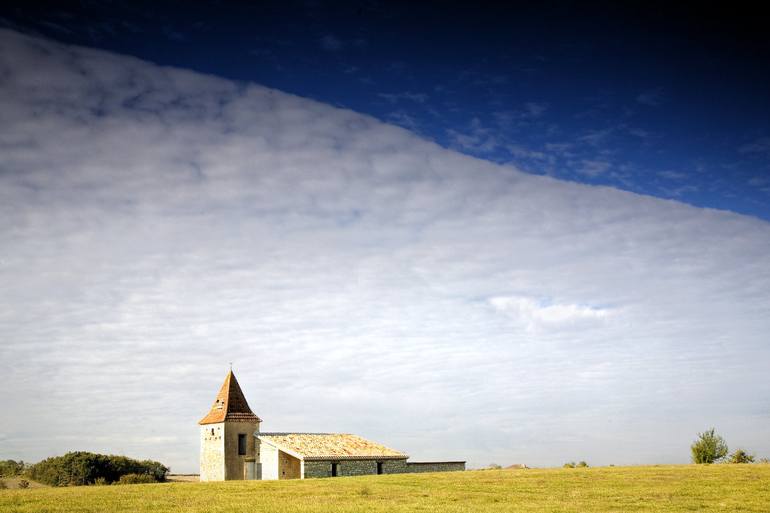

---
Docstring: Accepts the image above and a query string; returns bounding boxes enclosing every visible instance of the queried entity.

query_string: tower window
[211,428,215,436]
[238,434,247,455]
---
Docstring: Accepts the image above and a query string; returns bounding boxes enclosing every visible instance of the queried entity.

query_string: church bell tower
[199,370,262,481]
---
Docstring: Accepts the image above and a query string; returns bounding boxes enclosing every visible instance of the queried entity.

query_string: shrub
[728,449,755,464]
[0,479,7,489]
[93,477,109,486]
[691,428,728,464]
[563,462,576,468]
[117,473,158,485]
[0,460,25,477]
[18,479,29,489]
[577,461,589,468]
[27,452,168,486]
[487,463,502,470]
[759,457,770,464]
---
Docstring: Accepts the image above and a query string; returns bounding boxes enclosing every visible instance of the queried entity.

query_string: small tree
[563,462,576,468]
[728,449,755,464]
[691,428,728,464]
[577,461,589,468]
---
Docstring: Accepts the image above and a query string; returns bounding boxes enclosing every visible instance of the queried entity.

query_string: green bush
[0,479,7,489]
[0,460,25,477]
[563,462,576,468]
[27,452,168,486]
[728,449,755,464]
[691,428,728,464]
[577,461,589,468]
[117,473,158,485]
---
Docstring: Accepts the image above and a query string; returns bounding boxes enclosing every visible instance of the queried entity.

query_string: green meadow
[2,465,769,513]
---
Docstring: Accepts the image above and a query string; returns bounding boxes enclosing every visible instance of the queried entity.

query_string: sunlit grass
[2,464,769,512]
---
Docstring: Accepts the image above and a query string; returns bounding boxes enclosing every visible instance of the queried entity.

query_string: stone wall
[302,458,463,478]
[406,461,466,473]
[223,420,260,480]
[278,450,301,479]
[303,460,331,478]
[200,421,260,481]
[382,459,409,474]
[303,458,409,478]
[199,423,224,481]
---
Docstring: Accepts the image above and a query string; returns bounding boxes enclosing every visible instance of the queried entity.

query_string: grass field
[2,465,769,512]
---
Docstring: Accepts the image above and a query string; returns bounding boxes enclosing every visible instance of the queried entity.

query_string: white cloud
[1,29,769,473]
[489,296,611,332]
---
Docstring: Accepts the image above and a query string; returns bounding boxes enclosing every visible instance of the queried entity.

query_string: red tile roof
[198,370,262,425]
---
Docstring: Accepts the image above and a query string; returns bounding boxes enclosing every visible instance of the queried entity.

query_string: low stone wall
[303,461,331,478]
[406,461,466,473]
[303,458,464,478]
[304,458,409,478]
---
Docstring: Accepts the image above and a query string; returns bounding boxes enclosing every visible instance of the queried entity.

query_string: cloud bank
[1,29,769,471]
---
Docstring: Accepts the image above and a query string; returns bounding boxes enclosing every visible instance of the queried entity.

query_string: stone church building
[199,370,465,481]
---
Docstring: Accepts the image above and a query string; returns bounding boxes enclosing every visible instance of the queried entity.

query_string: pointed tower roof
[198,370,262,425]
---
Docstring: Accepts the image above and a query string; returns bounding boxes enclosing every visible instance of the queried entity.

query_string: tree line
[1,452,168,487]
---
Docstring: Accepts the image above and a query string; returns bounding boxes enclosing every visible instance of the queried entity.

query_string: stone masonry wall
[382,459,409,474]
[223,421,260,480]
[199,424,224,481]
[406,461,466,473]
[303,458,463,478]
[303,458,409,478]
[303,460,332,478]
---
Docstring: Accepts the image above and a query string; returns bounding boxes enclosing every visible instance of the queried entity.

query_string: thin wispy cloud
[657,170,687,180]
[378,92,429,104]
[636,88,664,106]
[1,29,769,473]
[320,34,342,51]
[739,136,770,156]
[578,159,612,177]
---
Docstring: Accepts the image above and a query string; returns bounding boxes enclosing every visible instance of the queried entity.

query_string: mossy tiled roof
[257,433,407,461]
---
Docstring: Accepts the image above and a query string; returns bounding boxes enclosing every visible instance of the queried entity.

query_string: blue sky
[3,1,769,220]
[1,4,769,473]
